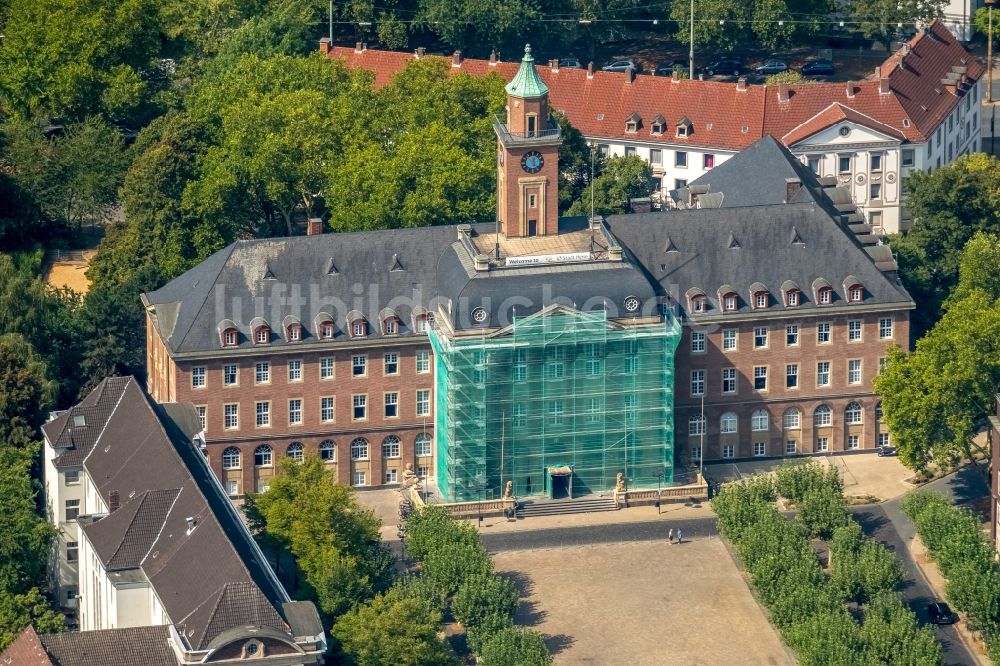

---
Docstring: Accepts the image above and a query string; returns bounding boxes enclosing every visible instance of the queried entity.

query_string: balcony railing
[493,117,562,144]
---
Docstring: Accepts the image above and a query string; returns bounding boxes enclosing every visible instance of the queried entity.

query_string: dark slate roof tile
[37,626,177,666]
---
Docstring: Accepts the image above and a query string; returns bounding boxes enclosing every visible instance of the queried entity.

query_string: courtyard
[491,539,794,665]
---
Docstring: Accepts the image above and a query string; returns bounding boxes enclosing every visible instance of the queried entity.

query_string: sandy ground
[44,250,96,294]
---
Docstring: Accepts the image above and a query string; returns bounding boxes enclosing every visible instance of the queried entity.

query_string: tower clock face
[521,151,544,174]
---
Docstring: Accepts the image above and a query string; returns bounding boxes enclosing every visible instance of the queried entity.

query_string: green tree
[860,592,941,666]
[974,6,1000,44]
[566,155,652,217]
[0,588,65,651]
[765,70,807,85]
[796,486,849,539]
[332,588,457,666]
[451,573,518,629]
[0,0,161,120]
[875,234,1000,472]
[0,447,57,593]
[849,0,944,51]
[478,626,552,666]
[0,334,56,445]
[415,0,543,55]
[553,110,594,214]
[774,461,844,504]
[751,0,831,50]
[670,0,753,52]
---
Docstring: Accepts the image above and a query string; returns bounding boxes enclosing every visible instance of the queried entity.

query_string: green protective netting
[429,308,681,502]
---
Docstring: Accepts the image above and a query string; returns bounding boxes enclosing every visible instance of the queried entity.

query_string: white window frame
[690,370,705,396]
[320,357,334,380]
[255,401,270,428]
[879,317,893,339]
[192,366,206,388]
[255,362,270,385]
[416,390,431,417]
[817,362,831,387]
[353,395,367,421]
[288,398,303,425]
[287,359,302,382]
[321,396,335,422]
[848,359,862,385]
[691,331,706,353]
[224,364,238,386]
[416,350,430,373]
[722,329,737,351]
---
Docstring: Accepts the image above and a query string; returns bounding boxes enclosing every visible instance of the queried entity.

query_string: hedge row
[403,506,552,665]
[902,491,1000,663]
[713,468,941,665]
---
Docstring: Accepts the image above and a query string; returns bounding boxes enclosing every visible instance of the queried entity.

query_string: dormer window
[650,114,666,135]
[379,308,400,336]
[754,292,768,309]
[692,296,705,313]
[819,287,832,304]
[352,321,367,337]
[787,290,800,307]
[676,116,692,138]
[625,112,641,133]
[416,316,429,333]
[255,327,270,344]
[384,319,398,335]
[287,324,301,342]
[849,285,864,302]
[223,329,237,347]
[723,293,737,311]
[677,125,687,137]
[320,322,334,339]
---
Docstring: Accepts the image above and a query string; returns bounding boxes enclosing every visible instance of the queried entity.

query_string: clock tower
[495,45,562,238]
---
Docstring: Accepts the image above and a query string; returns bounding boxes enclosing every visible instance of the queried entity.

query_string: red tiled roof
[330,19,980,150]
[1,626,55,666]
[781,102,908,146]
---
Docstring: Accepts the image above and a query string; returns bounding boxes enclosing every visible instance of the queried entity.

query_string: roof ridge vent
[790,226,804,244]
[389,254,404,272]
[727,232,741,249]
[325,259,339,275]
[664,236,678,253]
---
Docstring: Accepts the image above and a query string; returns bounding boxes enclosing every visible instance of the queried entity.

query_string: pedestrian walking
[676,528,683,544]
[667,528,675,544]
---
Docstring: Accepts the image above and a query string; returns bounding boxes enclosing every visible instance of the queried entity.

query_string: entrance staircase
[517,495,618,518]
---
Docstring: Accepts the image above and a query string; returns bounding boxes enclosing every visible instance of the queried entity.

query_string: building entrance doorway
[527,219,537,236]
[548,465,573,499]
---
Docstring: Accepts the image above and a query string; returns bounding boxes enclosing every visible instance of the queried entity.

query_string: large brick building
[143,47,912,501]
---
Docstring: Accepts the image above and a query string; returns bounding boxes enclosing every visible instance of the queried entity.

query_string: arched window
[350,438,369,461]
[751,409,769,432]
[222,447,241,470]
[382,436,401,459]
[845,402,863,425]
[319,440,335,461]
[782,408,801,430]
[689,414,706,436]
[286,442,304,462]
[720,412,738,434]
[254,444,273,467]
[814,405,832,427]
[415,433,432,457]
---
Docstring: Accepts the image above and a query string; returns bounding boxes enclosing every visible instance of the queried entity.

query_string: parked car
[559,58,582,69]
[927,602,958,625]
[704,58,742,76]
[602,59,637,73]
[876,445,897,457]
[655,59,689,76]
[801,59,835,76]
[755,59,789,75]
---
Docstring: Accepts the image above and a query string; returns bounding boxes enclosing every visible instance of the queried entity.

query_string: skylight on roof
[74,415,86,427]
[596,113,605,121]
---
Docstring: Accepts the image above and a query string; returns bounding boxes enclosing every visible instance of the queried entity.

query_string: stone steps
[517,496,618,517]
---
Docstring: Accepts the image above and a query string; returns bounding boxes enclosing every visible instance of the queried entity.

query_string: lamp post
[689,0,695,79]
[656,471,664,514]
[990,0,998,103]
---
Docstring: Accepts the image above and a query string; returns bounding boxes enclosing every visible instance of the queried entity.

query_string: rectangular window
[879,318,893,339]
[675,151,688,167]
[807,155,820,174]
[650,148,662,165]
[817,362,831,386]
[624,395,637,421]
[786,324,798,346]
[288,326,301,341]
[321,397,335,422]
[353,395,367,420]
[547,400,564,426]
[786,364,798,389]
[754,366,767,391]
[416,350,430,373]
[691,331,706,353]
[674,178,687,190]
[287,359,302,382]
[65,469,80,485]
[624,146,636,157]
[416,390,431,417]
[847,435,860,450]
[385,469,398,484]
[722,329,737,351]
[753,442,765,457]
[416,438,432,457]
[66,541,79,562]
[902,149,914,167]
[64,500,80,522]
[320,357,334,380]
[817,322,831,344]
[513,364,527,381]
[353,471,366,487]
[722,445,734,460]
[224,364,238,386]
[352,355,367,376]
[384,353,399,375]
[384,392,399,418]
[785,441,797,455]
[513,403,527,428]
[288,399,302,425]
[192,367,206,388]
[528,193,537,208]
[879,357,888,374]
[690,446,702,463]
[848,359,862,384]
[816,437,829,453]
[691,370,705,396]
[587,397,602,423]
[848,320,862,341]
[838,154,851,173]
[624,357,638,374]
[547,361,565,379]
[787,290,800,306]
[255,362,269,384]
[224,403,238,429]
[703,153,715,169]
[418,466,429,478]
[878,433,891,448]
[255,401,270,427]
[870,153,882,172]
[753,326,768,349]
[722,367,737,394]
[585,358,602,376]
[870,183,881,200]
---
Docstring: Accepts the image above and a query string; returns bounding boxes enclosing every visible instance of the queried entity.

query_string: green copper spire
[505,44,549,99]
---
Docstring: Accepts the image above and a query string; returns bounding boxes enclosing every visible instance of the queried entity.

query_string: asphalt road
[481,514,718,552]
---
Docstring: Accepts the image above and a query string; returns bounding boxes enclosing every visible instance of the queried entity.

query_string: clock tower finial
[495,44,561,239]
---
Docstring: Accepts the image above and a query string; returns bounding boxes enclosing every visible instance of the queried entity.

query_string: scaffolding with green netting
[428,307,682,503]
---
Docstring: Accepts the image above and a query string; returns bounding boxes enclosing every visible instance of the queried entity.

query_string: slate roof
[77,378,293,651]
[42,376,131,468]
[35,626,176,666]
[330,20,979,149]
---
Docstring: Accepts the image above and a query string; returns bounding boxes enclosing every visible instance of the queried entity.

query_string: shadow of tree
[544,633,575,657]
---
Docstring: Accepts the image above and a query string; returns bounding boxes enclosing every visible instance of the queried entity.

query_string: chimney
[698,73,704,80]
[587,62,594,79]
[414,47,425,59]
[736,77,747,92]
[625,67,636,84]
[671,68,679,83]
[879,77,890,94]
[362,42,367,52]
[307,218,324,236]
[489,51,497,66]
[784,177,802,203]
[452,50,462,68]
[355,41,363,54]
[550,59,559,72]
[845,82,855,99]
[457,223,472,239]
[474,254,490,271]
[777,82,789,103]
[319,37,331,55]
[109,490,120,513]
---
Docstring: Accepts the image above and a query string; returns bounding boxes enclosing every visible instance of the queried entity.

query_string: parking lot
[492,538,794,665]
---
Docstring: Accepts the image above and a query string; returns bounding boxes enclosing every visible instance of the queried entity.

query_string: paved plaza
[492,539,794,666]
